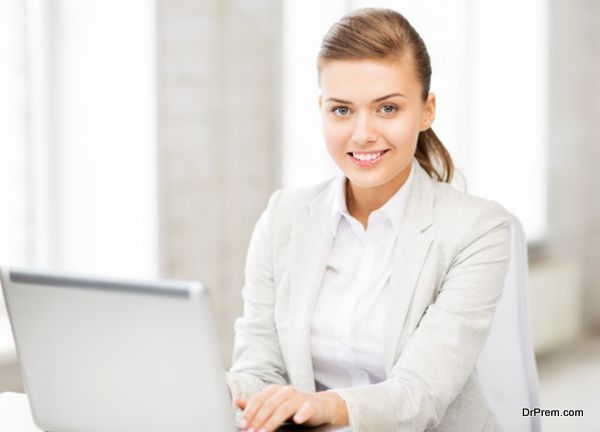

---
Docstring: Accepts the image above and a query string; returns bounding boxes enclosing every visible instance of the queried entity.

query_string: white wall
[544,0,600,332]
[156,0,282,366]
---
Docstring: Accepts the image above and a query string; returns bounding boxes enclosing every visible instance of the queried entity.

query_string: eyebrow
[324,92,407,104]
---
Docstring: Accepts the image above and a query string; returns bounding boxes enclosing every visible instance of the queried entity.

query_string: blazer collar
[401,159,435,234]
[287,161,436,391]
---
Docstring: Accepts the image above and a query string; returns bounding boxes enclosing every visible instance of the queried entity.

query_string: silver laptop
[1,267,351,432]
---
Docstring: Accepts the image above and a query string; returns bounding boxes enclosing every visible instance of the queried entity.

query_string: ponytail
[415,128,454,182]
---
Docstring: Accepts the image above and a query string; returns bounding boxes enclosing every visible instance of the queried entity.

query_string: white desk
[0,392,352,431]
[0,392,41,431]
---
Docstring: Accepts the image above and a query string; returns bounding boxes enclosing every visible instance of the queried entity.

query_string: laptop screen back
[0,267,236,432]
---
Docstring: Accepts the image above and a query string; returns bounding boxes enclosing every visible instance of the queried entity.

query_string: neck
[346,164,411,219]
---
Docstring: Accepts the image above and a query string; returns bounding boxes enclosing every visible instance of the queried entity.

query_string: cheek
[383,116,421,146]
[322,120,350,148]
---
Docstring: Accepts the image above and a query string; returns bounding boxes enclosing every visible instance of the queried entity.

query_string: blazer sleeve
[329,204,512,431]
[224,189,289,412]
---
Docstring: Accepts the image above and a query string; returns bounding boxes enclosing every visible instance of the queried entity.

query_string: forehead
[319,58,419,100]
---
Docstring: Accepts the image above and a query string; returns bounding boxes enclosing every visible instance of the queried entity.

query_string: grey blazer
[226,162,511,432]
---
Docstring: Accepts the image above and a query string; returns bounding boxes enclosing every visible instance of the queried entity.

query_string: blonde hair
[317,7,454,182]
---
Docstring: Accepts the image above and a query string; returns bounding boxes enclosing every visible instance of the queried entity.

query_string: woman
[225,7,510,432]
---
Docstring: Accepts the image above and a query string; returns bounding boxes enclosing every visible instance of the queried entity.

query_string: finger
[235,397,247,410]
[293,401,314,424]
[259,398,305,432]
[246,386,297,430]
[240,385,282,428]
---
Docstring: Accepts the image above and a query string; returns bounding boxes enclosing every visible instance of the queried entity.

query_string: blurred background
[0,0,598,430]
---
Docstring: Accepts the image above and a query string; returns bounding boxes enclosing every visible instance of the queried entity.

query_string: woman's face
[318,57,435,195]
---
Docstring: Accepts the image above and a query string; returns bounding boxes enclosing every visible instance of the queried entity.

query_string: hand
[235,384,348,432]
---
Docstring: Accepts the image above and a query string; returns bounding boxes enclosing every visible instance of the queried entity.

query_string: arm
[225,190,289,409]
[330,205,512,431]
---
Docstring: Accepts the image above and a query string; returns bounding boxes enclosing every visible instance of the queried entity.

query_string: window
[0,0,158,278]
[0,1,27,268]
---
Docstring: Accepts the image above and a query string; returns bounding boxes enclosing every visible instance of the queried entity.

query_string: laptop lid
[0,267,237,432]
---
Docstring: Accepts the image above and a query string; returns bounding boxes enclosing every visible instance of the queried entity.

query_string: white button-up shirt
[311,160,416,391]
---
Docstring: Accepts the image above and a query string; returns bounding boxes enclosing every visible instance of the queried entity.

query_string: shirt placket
[333,222,374,387]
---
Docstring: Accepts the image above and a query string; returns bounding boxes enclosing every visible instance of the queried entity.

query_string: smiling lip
[348,149,390,168]
[347,150,389,155]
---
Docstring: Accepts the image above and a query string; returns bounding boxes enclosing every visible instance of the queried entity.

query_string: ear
[421,92,436,131]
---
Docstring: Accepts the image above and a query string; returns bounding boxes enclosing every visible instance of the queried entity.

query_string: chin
[345,172,396,190]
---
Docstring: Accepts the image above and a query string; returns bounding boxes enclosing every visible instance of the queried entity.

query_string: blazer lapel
[383,164,435,377]
[287,182,336,393]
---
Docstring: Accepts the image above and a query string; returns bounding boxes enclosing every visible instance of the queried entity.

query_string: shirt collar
[329,158,416,236]
[329,173,350,236]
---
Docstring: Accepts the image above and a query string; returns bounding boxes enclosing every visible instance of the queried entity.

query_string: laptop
[0,267,351,432]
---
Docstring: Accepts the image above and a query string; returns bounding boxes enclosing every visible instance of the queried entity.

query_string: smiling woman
[226,7,511,432]
[317,56,440,230]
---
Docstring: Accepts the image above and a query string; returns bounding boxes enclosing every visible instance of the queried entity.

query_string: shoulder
[432,181,510,222]
[266,177,335,220]
[256,178,335,262]
[429,180,513,242]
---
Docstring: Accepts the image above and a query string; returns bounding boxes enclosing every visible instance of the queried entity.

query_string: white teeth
[352,151,383,161]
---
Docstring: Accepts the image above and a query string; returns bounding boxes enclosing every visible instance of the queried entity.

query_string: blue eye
[380,104,398,114]
[331,106,351,116]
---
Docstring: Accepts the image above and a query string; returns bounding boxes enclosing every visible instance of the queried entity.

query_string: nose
[351,111,378,145]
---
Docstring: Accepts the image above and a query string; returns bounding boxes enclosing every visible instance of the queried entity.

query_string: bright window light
[0,1,27,267]
[25,0,158,277]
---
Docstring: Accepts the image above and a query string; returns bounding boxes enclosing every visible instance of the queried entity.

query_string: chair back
[477,214,541,432]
